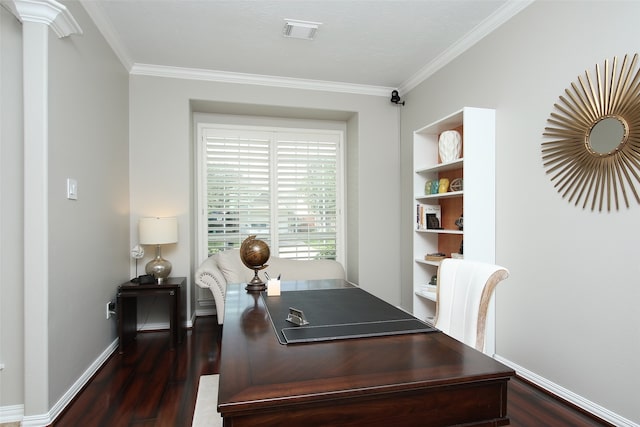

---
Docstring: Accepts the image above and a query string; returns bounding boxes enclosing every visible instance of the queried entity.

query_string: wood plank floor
[52,316,612,427]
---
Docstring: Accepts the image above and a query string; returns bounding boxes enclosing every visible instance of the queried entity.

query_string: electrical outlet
[108,301,116,319]
[106,301,116,319]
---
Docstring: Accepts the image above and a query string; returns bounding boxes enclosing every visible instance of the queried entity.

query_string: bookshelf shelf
[415,228,463,235]
[415,290,437,302]
[415,158,463,174]
[415,190,463,201]
[414,258,441,267]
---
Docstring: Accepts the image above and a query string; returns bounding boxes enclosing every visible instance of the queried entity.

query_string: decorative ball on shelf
[438,130,462,163]
[240,235,270,291]
[450,178,463,192]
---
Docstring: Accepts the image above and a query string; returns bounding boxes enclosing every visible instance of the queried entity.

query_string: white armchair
[434,258,510,352]
[195,249,345,324]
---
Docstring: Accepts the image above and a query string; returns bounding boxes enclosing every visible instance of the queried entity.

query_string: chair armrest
[195,256,227,324]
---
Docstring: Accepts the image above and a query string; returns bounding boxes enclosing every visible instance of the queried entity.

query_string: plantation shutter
[203,127,340,260]
[276,133,338,259]
[204,129,271,253]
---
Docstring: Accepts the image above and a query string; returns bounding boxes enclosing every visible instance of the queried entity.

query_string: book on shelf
[416,203,441,230]
[424,253,446,261]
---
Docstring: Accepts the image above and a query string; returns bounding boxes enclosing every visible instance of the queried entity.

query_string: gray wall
[3,0,638,424]
[47,0,129,409]
[0,4,25,409]
[400,1,639,423]
[128,76,401,321]
[0,0,129,418]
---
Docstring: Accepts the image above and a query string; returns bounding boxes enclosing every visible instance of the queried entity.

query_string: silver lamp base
[145,245,172,283]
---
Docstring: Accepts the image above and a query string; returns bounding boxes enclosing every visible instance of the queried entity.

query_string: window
[197,125,343,263]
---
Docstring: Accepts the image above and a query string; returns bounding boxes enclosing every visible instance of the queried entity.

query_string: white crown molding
[78,0,132,70]
[77,0,391,96]
[2,0,82,38]
[78,0,532,97]
[494,354,638,427]
[130,63,394,97]
[398,0,534,94]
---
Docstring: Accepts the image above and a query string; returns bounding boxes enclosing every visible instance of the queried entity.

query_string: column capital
[2,0,82,37]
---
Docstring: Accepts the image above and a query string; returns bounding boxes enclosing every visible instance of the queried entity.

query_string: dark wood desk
[117,277,184,354]
[218,280,514,426]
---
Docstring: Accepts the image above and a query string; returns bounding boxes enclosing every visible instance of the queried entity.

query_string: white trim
[195,308,217,317]
[46,339,119,424]
[19,339,118,426]
[22,19,50,419]
[78,0,532,96]
[138,319,194,330]
[0,404,24,424]
[398,0,534,94]
[130,63,393,97]
[0,5,5,420]
[78,0,132,70]
[196,296,217,317]
[196,122,346,267]
[19,412,49,427]
[3,0,82,38]
[137,321,170,332]
[494,354,639,427]
[197,298,215,307]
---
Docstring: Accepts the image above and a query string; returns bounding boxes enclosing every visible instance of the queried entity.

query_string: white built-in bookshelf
[412,107,497,351]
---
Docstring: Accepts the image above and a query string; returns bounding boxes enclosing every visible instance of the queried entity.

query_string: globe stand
[245,268,267,292]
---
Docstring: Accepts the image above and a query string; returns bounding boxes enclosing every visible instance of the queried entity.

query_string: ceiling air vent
[283,19,322,40]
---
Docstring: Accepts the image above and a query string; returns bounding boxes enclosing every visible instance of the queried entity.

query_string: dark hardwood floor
[52,316,612,427]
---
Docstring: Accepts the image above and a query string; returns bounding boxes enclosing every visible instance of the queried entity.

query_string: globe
[240,236,270,269]
[240,235,270,291]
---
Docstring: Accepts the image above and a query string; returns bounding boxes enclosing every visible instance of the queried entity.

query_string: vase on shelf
[438,130,461,163]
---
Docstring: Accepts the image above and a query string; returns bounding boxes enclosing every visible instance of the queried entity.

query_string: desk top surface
[118,276,185,290]
[218,279,514,417]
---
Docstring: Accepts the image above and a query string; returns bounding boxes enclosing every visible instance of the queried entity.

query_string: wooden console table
[218,279,514,426]
[117,277,185,354]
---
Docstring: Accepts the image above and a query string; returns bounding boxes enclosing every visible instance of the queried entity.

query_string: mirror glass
[588,117,626,154]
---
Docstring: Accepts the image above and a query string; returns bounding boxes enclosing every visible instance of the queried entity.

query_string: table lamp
[139,217,178,283]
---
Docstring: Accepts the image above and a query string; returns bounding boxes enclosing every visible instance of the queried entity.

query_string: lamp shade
[139,217,178,245]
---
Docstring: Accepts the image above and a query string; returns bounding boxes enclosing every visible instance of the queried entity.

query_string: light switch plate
[66,178,78,200]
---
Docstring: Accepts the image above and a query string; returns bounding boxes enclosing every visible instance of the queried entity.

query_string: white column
[4,0,81,420]
[22,19,50,417]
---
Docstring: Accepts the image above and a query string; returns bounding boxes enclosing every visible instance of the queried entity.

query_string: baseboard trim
[195,307,216,317]
[49,339,119,424]
[0,404,23,424]
[137,321,170,332]
[17,338,119,427]
[494,354,638,427]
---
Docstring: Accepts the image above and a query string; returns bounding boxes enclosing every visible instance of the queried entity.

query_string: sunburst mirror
[542,53,640,211]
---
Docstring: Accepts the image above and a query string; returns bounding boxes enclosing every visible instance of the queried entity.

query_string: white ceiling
[80,0,532,95]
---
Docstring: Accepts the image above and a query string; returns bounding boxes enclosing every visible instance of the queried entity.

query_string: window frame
[195,122,346,267]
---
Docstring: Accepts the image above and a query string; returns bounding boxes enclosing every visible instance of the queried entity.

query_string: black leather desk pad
[262,287,435,344]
